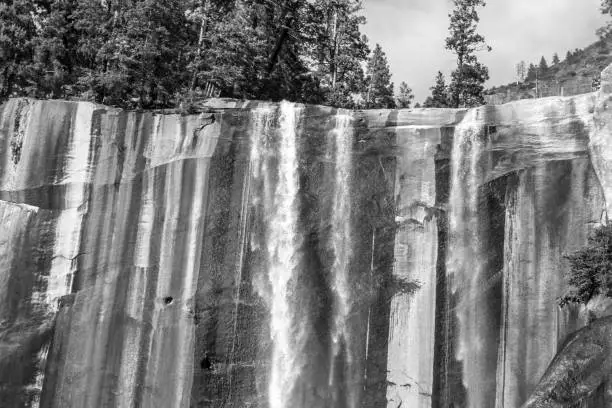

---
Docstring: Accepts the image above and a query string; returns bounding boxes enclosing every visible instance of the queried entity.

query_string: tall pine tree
[526,63,537,81]
[364,43,394,109]
[306,0,369,108]
[539,56,548,75]
[423,71,449,108]
[0,0,375,108]
[0,1,39,98]
[396,81,414,108]
[445,0,491,108]
[552,52,560,65]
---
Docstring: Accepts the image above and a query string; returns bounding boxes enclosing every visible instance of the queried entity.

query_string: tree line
[0,0,416,109]
[514,50,577,84]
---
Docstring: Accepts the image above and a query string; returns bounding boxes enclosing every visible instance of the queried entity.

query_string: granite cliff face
[2,67,612,408]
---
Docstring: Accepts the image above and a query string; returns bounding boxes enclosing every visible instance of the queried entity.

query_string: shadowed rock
[521,316,612,408]
[3,64,612,408]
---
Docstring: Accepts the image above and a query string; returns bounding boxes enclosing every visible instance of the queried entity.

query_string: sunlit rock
[1,65,612,408]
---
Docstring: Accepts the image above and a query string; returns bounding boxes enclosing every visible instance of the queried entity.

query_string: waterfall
[251,106,360,407]
[251,102,303,408]
[329,112,356,406]
[447,110,490,408]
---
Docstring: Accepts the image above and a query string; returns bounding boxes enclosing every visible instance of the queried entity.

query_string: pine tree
[0,1,39,99]
[515,61,526,84]
[445,0,491,108]
[186,2,265,100]
[364,44,395,109]
[526,63,537,81]
[423,71,450,108]
[1,0,373,108]
[396,81,414,108]
[258,0,317,102]
[306,0,369,108]
[558,225,612,308]
[414,102,421,108]
[552,52,560,65]
[566,50,573,62]
[14,1,71,99]
[539,56,548,75]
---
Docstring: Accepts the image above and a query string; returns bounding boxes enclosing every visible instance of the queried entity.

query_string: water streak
[251,102,302,408]
[329,112,356,406]
[447,111,488,408]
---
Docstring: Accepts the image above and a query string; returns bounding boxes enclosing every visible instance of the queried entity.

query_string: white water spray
[251,102,303,408]
[447,110,488,408]
[329,112,356,406]
[330,112,354,348]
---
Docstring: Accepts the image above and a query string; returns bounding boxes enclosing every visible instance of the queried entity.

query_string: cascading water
[251,105,361,407]
[447,110,490,408]
[329,112,356,407]
[251,102,304,408]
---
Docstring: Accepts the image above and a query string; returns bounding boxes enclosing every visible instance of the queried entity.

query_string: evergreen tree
[306,0,369,108]
[364,44,394,109]
[558,225,612,308]
[69,0,192,106]
[445,0,491,108]
[414,102,421,108]
[186,2,266,100]
[256,0,320,102]
[598,0,612,37]
[113,0,189,106]
[526,63,537,81]
[552,52,560,65]
[0,1,39,98]
[423,71,449,108]
[515,61,526,84]
[539,56,548,75]
[396,81,414,108]
[566,50,573,62]
[24,0,81,99]
[1,0,374,108]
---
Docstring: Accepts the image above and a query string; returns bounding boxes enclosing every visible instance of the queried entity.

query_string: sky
[362,0,609,104]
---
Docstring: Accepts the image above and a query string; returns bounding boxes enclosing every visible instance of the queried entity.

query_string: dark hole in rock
[200,355,213,370]
[163,296,173,305]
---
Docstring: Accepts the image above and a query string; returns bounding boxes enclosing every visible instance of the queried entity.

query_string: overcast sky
[362,0,609,104]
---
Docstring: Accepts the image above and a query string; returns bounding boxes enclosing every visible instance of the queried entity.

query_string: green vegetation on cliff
[559,225,612,308]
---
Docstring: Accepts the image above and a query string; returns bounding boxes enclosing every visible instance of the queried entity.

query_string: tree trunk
[190,0,210,94]
[266,1,298,76]
[330,8,339,89]
[453,54,463,108]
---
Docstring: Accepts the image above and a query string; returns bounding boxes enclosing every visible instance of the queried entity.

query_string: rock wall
[1,72,612,408]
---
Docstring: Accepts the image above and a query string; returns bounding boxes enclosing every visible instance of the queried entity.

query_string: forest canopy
[0,0,403,109]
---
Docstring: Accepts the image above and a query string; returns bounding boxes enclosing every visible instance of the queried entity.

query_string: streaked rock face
[1,67,612,408]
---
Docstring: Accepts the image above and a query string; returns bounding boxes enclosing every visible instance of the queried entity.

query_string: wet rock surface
[1,69,612,407]
[521,316,612,408]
